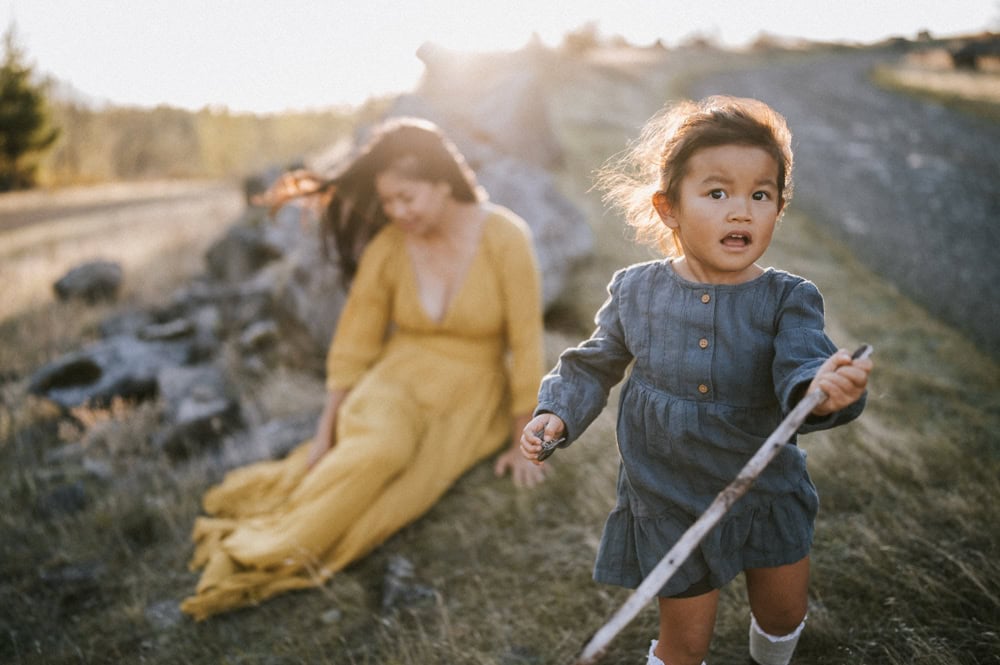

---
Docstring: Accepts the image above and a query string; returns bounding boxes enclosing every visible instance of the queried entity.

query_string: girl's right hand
[520,413,566,464]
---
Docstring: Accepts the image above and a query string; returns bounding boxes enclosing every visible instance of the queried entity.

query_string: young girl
[520,96,871,665]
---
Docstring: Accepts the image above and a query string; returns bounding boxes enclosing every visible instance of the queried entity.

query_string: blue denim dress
[536,260,865,596]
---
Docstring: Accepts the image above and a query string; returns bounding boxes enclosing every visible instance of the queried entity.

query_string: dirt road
[690,50,1000,358]
[0,179,243,322]
[0,180,240,233]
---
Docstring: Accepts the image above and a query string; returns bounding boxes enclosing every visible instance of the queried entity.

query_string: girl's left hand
[808,348,873,416]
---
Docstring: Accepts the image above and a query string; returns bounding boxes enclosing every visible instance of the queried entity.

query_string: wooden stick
[573,345,872,665]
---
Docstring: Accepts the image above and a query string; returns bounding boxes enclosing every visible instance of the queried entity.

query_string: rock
[166,278,274,340]
[144,599,184,631]
[254,412,319,460]
[414,42,564,169]
[475,154,592,306]
[500,645,544,665]
[205,223,284,282]
[27,335,193,409]
[53,260,123,303]
[319,607,342,624]
[99,308,156,337]
[138,318,195,341]
[36,480,89,517]
[239,319,279,351]
[381,555,435,614]
[38,560,108,616]
[153,364,242,460]
[252,203,349,354]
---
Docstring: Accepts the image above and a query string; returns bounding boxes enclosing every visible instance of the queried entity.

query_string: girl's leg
[744,556,810,665]
[653,589,719,665]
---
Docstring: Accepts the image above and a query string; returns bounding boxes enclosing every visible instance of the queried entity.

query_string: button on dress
[182,205,544,620]
[536,260,865,596]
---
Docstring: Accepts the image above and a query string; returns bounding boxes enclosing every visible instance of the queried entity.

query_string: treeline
[36,98,389,186]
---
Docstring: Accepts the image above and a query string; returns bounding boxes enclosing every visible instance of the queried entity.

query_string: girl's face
[375,170,452,236]
[653,144,780,285]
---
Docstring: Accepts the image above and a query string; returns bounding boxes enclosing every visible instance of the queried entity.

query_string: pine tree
[0,24,59,191]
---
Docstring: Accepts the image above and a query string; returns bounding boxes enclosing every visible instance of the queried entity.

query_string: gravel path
[0,180,237,233]
[689,50,1000,358]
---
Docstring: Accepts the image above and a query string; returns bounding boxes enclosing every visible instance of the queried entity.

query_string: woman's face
[375,170,451,236]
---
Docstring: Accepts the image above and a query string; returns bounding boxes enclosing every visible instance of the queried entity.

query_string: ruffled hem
[180,564,325,621]
[593,481,818,596]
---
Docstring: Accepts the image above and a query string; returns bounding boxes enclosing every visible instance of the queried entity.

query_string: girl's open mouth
[721,231,751,247]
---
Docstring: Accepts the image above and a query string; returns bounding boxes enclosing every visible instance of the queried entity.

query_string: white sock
[647,640,665,665]
[748,613,806,665]
[647,639,706,665]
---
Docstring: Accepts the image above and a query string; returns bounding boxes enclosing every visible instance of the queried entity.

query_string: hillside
[1,42,998,665]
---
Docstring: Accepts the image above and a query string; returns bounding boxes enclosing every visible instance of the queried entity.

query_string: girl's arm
[535,268,634,444]
[773,280,868,430]
[519,412,566,463]
[805,348,872,416]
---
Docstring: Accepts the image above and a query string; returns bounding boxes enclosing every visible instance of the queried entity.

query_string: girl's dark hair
[597,95,794,257]
[267,117,484,280]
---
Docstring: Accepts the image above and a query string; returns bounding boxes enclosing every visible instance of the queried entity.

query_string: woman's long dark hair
[265,117,483,281]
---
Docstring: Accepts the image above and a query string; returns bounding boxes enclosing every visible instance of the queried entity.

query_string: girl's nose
[728,198,752,221]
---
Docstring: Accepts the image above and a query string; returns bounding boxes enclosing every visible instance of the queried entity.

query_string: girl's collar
[661,258,775,289]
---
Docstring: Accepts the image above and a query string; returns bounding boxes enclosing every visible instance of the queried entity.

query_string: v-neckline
[407,212,489,326]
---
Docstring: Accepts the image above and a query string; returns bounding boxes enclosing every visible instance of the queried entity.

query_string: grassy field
[1,48,998,664]
[871,61,1000,123]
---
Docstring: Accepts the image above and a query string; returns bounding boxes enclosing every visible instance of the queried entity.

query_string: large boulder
[204,224,284,282]
[152,363,242,460]
[411,41,565,169]
[27,335,193,409]
[53,260,123,303]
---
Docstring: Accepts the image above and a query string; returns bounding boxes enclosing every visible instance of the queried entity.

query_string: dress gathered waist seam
[388,331,503,364]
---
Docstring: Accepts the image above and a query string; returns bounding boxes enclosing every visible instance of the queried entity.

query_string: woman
[181,117,547,620]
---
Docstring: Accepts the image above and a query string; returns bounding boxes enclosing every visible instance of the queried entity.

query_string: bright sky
[2,0,997,114]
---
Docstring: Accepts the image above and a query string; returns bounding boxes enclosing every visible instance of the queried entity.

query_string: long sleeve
[772,279,866,433]
[494,213,545,416]
[536,268,635,442]
[325,231,394,391]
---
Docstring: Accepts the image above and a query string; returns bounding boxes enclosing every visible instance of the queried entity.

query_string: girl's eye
[709,189,727,200]
[752,191,771,201]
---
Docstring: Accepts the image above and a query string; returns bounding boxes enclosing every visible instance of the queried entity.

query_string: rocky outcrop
[53,260,123,303]
[30,41,595,460]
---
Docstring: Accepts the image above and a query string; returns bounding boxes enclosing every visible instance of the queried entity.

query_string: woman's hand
[494,447,550,488]
[493,414,551,488]
[306,416,335,470]
[807,348,872,416]
[306,388,348,470]
[519,413,566,464]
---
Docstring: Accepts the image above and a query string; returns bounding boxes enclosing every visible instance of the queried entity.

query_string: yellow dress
[181,205,544,620]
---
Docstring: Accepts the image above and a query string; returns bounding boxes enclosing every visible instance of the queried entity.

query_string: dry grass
[1,51,998,665]
[872,63,1000,123]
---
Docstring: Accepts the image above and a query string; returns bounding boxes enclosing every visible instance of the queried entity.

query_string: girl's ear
[652,191,678,228]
